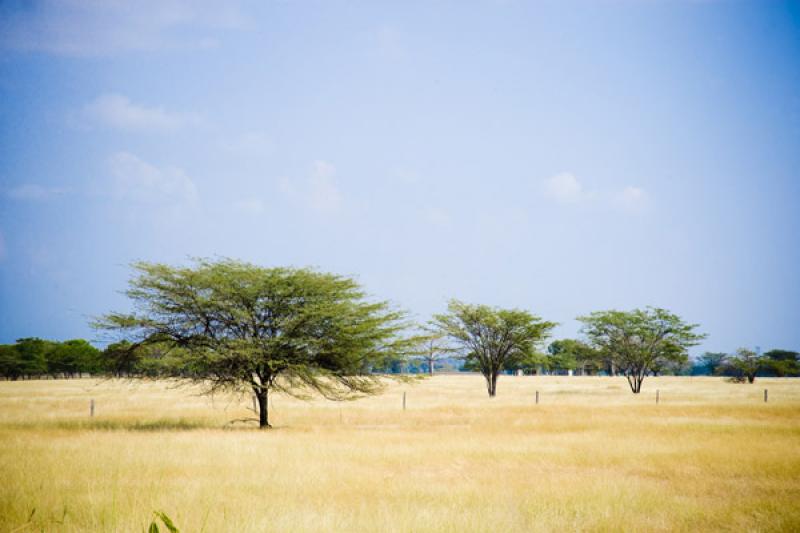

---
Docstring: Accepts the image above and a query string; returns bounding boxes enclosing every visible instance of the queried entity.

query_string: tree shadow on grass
[1,418,211,432]
[2,417,293,432]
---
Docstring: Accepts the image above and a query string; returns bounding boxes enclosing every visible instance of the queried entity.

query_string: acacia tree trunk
[485,371,498,397]
[427,357,434,376]
[626,372,645,393]
[255,387,270,428]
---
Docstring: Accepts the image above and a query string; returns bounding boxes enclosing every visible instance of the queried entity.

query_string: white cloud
[6,183,67,200]
[280,161,343,214]
[614,186,648,213]
[0,1,251,57]
[108,151,198,206]
[541,173,648,213]
[542,172,585,204]
[82,93,200,132]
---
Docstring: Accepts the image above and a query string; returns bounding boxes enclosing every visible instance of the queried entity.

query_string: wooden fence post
[764,389,768,403]
[403,391,406,411]
[656,389,659,404]
[90,398,95,417]
[535,390,539,405]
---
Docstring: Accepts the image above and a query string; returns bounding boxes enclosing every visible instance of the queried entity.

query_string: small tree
[696,352,727,376]
[726,348,762,383]
[96,259,414,428]
[545,341,577,374]
[546,339,601,375]
[432,300,556,397]
[505,350,549,375]
[415,331,456,375]
[578,307,705,393]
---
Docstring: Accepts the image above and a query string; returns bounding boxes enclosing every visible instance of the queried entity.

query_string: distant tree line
[4,335,793,387]
[0,338,102,379]
[3,331,796,390]
[0,337,194,380]
[691,348,799,382]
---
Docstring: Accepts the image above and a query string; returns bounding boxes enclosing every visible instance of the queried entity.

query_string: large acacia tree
[578,307,705,393]
[97,259,414,427]
[432,300,556,397]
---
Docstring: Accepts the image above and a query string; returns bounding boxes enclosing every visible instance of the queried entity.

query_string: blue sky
[0,0,798,354]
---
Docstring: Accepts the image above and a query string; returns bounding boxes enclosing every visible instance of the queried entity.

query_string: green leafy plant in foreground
[147,511,179,533]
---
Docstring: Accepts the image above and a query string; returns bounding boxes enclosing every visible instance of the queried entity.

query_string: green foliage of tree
[546,339,602,375]
[655,357,693,376]
[47,339,101,377]
[432,300,556,396]
[0,344,20,379]
[724,347,763,383]
[369,354,406,374]
[101,340,140,377]
[546,341,577,372]
[96,259,416,428]
[0,338,103,380]
[413,330,457,376]
[762,349,800,377]
[503,350,549,375]
[13,338,50,378]
[695,352,727,376]
[578,307,706,393]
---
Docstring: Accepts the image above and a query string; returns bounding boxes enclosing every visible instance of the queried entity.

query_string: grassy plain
[1,375,799,532]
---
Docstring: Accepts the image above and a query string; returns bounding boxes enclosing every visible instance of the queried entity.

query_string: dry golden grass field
[1,375,799,532]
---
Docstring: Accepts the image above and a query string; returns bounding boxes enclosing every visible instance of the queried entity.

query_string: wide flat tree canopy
[97,259,415,426]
